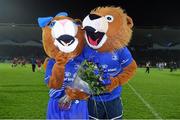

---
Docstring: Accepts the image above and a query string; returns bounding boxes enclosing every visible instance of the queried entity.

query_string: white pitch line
[127,82,162,119]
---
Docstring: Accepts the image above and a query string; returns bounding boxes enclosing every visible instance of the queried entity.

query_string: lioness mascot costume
[38,12,88,119]
[82,6,137,119]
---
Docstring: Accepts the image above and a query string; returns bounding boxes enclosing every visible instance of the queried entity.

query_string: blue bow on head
[56,12,68,17]
[38,17,53,28]
[37,12,68,28]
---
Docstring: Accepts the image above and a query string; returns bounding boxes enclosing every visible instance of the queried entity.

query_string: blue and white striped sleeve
[118,47,133,68]
[44,59,55,85]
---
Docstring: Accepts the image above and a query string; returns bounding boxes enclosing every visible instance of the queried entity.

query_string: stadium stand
[0,23,45,62]
[0,23,179,67]
[129,26,180,67]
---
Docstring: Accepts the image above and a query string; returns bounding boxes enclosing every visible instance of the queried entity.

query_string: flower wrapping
[59,60,111,110]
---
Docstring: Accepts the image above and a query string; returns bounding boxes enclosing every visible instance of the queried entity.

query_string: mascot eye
[49,21,56,28]
[105,15,114,22]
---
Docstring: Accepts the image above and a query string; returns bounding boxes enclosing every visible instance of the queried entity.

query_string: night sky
[0,0,180,26]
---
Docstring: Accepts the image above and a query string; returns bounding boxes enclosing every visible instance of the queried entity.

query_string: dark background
[0,0,180,66]
[0,0,180,26]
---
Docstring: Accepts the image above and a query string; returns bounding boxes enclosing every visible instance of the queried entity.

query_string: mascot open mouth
[54,35,78,53]
[57,35,75,46]
[84,26,105,46]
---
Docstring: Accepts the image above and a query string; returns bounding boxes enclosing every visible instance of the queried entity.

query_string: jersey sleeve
[118,47,133,68]
[44,59,55,84]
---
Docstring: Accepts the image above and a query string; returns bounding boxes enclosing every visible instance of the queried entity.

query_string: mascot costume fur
[82,6,137,119]
[38,12,89,119]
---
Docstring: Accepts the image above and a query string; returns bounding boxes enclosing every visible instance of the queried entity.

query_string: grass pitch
[0,63,180,119]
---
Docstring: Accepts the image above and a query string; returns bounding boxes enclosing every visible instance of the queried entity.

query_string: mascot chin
[38,12,88,119]
[82,6,137,119]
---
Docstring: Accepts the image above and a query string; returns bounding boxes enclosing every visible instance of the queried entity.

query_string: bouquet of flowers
[59,60,111,110]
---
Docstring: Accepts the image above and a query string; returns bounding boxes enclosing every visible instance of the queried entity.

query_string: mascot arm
[107,60,137,92]
[118,60,137,85]
[44,59,65,89]
[46,53,74,89]
[107,47,137,92]
[46,53,81,89]
[64,54,90,100]
[65,87,90,100]
[48,63,65,89]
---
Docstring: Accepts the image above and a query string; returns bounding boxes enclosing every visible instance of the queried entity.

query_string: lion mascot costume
[82,6,137,119]
[38,12,88,119]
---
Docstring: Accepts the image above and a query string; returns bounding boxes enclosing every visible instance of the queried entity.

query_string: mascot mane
[83,6,133,52]
[38,12,84,59]
[38,12,84,88]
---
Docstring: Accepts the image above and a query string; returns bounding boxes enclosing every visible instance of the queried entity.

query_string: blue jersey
[44,56,83,98]
[44,56,88,119]
[83,45,133,102]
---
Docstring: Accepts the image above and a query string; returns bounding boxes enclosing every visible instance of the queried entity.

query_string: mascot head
[82,6,133,52]
[38,12,84,59]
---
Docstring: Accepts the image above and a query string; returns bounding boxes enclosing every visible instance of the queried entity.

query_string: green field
[0,63,180,119]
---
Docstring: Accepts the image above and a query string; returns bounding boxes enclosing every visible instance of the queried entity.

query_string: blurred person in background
[11,57,18,67]
[145,61,150,74]
[31,57,36,72]
[21,57,26,67]
[36,58,42,71]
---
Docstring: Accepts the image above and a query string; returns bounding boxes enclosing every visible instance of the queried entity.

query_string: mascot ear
[38,17,53,28]
[56,12,68,17]
[74,19,82,26]
[126,15,134,28]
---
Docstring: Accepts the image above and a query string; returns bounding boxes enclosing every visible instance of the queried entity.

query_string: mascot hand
[55,53,77,66]
[106,77,119,92]
[106,60,137,92]
[48,63,65,89]
[65,86,90,100]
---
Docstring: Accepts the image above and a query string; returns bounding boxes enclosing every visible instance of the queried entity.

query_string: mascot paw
[106,77,119,92]
[55,53,76,65]
[65,86,90,100]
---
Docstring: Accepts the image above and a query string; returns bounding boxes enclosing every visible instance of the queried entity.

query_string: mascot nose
[57,35,74,44]
[89,14,101,20]
[59,19,68,26]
